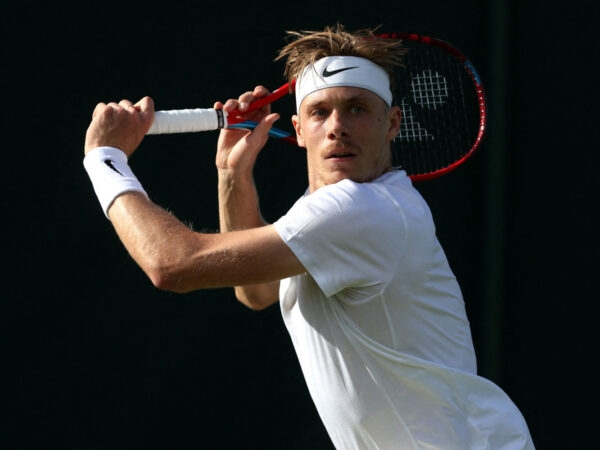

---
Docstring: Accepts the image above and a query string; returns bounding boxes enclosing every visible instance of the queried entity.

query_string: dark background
[3,0,597,448]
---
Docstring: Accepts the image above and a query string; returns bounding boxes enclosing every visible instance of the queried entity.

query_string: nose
[326,110,348,139]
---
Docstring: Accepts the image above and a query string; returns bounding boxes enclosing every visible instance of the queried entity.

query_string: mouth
[326,148,356,159]
[327,153,353,159]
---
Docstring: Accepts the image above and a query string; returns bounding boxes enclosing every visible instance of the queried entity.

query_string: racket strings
[397,99,435,142]
[410,70,449,110]
[391,43,480,177]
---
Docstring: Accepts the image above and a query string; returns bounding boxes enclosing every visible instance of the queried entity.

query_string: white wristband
[83,146,148,219]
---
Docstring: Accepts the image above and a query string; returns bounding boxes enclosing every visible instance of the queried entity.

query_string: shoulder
[275,171,422,242]
[310,170,425,218]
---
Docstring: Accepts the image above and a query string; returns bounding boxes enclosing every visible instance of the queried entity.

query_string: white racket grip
[147,108,228,134]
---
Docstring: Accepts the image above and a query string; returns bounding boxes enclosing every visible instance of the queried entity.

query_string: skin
[84,85,402,309]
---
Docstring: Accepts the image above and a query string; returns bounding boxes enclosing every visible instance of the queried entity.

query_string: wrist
[83,146,148,219]
[218,167,255,189]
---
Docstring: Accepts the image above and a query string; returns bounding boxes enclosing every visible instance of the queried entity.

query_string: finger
[135,97,155,131]
[135,96,154,113]
[238,88,269,110]
[105,101,122,111]
[239,89,257,101]
[236,91,256,112]
[223,98,242,113]
[249,113,280,143]
[252,85,270,98]
[119,99,136,111]
[92,102,106,118]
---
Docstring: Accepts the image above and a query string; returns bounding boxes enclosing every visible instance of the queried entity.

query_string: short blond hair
[275,24,407,95]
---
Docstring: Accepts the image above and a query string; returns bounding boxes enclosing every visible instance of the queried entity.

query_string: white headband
[295,56,392,112]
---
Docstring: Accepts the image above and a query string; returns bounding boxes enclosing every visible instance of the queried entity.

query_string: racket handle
[147,108,227,134]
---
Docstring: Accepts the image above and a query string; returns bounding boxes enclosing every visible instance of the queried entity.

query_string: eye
[309,108,328,118]
[350,105,366,114]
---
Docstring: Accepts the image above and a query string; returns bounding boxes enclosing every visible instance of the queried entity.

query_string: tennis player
[83,24,534,449]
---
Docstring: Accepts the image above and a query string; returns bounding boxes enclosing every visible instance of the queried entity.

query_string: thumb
[250,113,280,143]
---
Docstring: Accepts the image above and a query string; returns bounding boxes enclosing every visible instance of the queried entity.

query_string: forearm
[218,168,266,231]
[108,192,215,292]
[217,168,280,307]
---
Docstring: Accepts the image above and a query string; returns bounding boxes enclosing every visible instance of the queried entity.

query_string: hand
[84,97,155,157]
[213,86,280,174]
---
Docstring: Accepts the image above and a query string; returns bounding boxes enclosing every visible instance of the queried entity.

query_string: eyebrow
[303,91,374,110]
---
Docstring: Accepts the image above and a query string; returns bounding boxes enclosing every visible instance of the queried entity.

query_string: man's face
[292,87,402,192]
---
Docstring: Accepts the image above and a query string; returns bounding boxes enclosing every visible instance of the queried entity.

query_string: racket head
[225,33,486,182]
[381,33,486,181]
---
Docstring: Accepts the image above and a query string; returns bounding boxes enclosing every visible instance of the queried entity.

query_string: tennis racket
[147,33,486,182]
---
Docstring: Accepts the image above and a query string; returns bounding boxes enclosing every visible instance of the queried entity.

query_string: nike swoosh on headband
[322,65,358,77]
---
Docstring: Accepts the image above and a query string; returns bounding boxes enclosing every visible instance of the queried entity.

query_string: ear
[292,114,306,148]
[386,106,402,141]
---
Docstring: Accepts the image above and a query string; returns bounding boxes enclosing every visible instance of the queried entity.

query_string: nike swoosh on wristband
[322,65,358,77]
[104,159,124,176]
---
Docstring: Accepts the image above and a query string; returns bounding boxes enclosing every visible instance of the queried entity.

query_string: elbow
[147,270,184,293]
[242,299,270,311]
[144,262,195,294]
[235,288,277,311]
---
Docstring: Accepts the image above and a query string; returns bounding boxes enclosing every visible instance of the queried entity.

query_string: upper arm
[158,224,306,296]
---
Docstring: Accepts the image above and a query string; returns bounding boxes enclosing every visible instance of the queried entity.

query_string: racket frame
[382,33,487,181]
[148,33,486,181]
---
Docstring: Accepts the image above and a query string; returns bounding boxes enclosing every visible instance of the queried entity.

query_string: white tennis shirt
[273,170,534,449]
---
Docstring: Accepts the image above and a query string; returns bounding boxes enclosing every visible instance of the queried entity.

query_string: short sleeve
[274,179,408,297]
